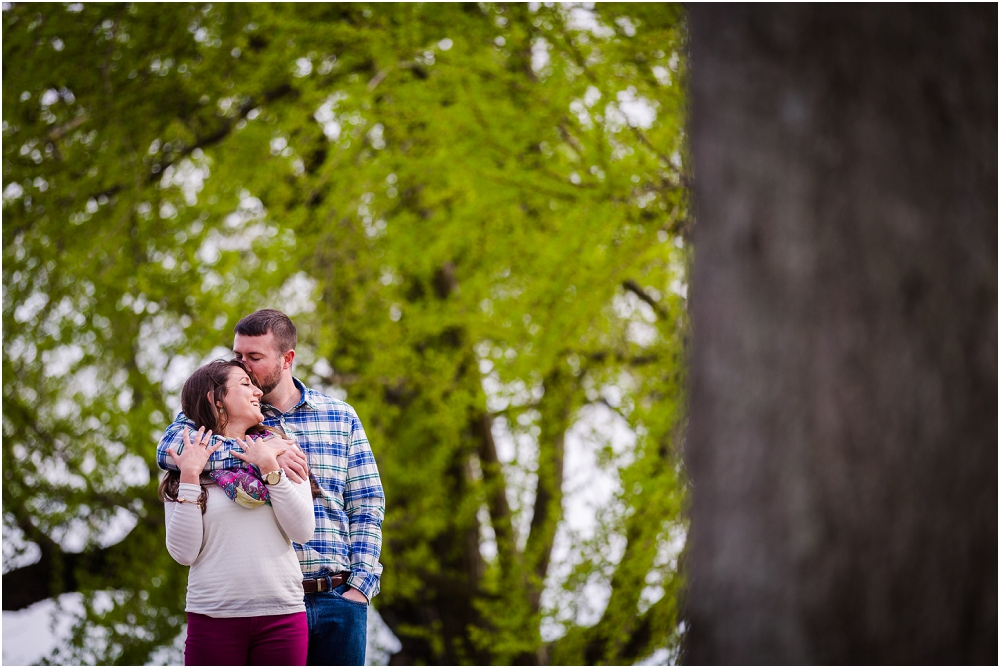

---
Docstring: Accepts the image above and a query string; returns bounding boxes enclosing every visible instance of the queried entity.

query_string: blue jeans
[305,583,368,666]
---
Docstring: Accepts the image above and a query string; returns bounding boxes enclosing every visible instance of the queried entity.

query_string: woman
[160,359,315,666]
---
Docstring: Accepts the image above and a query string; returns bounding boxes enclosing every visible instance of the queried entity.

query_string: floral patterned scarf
[209,467,270,508]
[207,428,280,509]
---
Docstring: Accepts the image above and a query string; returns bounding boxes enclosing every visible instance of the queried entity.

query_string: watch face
[265,471,281,485]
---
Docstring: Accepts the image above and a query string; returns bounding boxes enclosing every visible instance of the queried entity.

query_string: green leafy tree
[3,3,689,664]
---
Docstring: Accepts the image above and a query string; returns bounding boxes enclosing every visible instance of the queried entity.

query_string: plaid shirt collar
[261,377,317,417]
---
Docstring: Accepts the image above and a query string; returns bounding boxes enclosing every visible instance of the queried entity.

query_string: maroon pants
[184,611,308,666]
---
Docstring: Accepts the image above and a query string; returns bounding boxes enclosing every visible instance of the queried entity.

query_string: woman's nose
[253,388,262,398]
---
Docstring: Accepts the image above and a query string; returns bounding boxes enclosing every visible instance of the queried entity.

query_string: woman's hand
[232,434,283,475]
[166,427,222,484]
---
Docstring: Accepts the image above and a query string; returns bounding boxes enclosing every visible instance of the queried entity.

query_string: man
[157,309,384,666]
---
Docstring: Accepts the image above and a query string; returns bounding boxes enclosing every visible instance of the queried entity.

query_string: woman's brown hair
[158,359,265,512]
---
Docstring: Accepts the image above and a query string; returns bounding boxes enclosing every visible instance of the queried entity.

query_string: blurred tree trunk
[686,5,996,664]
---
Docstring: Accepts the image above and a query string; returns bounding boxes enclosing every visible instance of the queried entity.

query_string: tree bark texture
[686,5,996,664]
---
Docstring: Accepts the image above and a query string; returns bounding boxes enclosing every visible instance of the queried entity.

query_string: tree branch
[523,368,574,612]
[66,83,297,208]
[472,411,520,580]
[623,279,669,320]
[2,507,159,611]
[47,113,89,142]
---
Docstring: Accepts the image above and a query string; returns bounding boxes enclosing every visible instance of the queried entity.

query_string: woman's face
[220,366,264,430]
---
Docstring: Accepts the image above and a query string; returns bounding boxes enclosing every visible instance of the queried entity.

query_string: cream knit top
[165,477,315,617]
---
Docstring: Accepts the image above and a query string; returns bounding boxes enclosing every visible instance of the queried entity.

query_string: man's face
[233,332,286,396]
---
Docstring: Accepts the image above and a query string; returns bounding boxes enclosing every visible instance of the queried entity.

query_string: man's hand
[342,586,368,604]
[275,438,308,483]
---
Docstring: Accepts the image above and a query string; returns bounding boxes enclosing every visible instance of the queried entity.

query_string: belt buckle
[303,577,326,594]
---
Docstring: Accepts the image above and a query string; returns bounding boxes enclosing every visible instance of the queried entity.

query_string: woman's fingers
[185,426,203,449]
[166,447,179,466]
[237,436,266,453]
[183,426,214,453]
[231,449,248,461]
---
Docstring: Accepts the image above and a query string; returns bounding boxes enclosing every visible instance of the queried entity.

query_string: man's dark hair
[234,309,297,353]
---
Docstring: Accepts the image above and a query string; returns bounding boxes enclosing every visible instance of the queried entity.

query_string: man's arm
[343,410,385,602]
[156,413,244,472]
[157,412,310,480]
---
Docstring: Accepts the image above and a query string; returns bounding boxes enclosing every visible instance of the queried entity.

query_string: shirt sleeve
[343,409,385,601]
[267,476,316,545]
[156,413,245,472]
[164,482,206,565]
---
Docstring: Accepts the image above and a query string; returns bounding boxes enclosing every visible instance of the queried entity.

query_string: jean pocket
[333,587,369,608]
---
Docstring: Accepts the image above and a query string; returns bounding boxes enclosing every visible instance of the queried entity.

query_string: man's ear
[283,349,296,370]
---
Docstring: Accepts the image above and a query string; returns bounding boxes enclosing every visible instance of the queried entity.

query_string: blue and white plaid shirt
[156,378,385,600]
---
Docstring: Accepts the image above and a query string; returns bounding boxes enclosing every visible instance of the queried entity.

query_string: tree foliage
[3,3,689,664]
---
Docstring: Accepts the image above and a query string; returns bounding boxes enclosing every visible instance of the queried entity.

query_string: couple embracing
[156,309,384,665]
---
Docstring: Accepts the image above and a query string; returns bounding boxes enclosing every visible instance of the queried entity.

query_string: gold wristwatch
[262,469,283,485]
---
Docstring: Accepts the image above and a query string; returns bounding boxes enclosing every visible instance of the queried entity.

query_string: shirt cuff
[177,482,202,502]
[347,569,380,601]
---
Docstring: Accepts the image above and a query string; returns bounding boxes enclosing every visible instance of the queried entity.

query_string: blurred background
[2,3,690,664]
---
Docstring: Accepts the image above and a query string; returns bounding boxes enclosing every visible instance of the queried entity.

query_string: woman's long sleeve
[164,482,205,565]
[267,477,316,544]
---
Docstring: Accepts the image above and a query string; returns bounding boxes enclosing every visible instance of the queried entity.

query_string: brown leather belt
[302,572,349,594]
